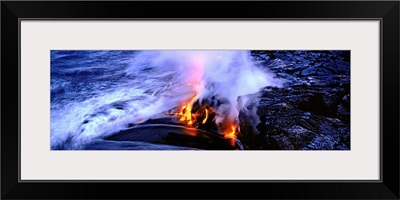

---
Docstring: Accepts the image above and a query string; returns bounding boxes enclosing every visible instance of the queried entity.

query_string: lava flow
[163,53,246,146]
[170,94,239,145]
[223,124,238,139]
[177,94,198,125]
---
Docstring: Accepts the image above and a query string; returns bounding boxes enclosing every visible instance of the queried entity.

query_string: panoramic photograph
[51,50,350,150]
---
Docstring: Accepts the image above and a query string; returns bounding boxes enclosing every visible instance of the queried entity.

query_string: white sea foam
[51,50,283,149]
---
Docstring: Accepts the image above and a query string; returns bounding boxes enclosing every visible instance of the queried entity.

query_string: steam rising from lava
[126,50,282,140]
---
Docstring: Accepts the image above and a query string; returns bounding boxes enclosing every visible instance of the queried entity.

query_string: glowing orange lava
[175,96,238,141]
[202,109,209,124]
[221,124,238,146]
[178,94,198,125]
[165,54,239,146]
[223,124,237,139]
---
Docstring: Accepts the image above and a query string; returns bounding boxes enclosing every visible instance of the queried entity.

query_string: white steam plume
[126,50,283,132]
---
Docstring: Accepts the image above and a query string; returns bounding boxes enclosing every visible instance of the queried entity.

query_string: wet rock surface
[239,50,350,150]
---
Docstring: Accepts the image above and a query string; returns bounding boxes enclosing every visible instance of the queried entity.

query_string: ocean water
[50,50,277,150]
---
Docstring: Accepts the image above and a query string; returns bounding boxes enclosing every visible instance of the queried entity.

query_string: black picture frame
[1,1,399,199]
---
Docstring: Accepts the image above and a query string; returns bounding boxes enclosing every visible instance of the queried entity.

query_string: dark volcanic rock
[252,50,350,86]
[241,50,350,150]
[106,123,242,150]
[271,134,295,150]
[248,87,350,150]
